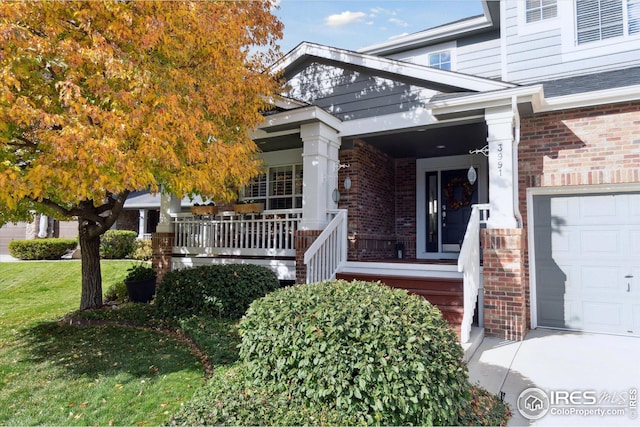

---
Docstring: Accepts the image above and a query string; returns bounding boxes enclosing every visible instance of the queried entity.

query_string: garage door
[533,192,640,336]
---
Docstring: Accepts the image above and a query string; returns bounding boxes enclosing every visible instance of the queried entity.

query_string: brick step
[336,272,464,339]
[336,273,462,292]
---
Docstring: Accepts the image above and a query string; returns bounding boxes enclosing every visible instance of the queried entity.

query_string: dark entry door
[441,169,477,252]
[425,168,478,254]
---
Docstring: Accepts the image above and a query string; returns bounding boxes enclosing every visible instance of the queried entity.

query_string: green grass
[0,261,207,426]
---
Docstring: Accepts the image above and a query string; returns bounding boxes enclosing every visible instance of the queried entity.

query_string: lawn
[0,261,208,426]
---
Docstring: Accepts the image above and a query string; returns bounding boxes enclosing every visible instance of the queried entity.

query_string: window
[629,0,640,34]
[428,51,451,70]
[576,0,623,44]
[575,0,640,44]
[241,164,303,209]
[526,0,558,22]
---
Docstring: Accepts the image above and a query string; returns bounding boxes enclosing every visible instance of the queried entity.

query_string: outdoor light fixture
[467,166,477,185]
[344,175,352,191]
[332,188,341,203]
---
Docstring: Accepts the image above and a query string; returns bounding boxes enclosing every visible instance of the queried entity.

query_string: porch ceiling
[255,120,488,158]
[355,120,487,158]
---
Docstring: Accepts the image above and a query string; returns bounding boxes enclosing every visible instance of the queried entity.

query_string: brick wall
[482,228,527,341]
[518,101,640,329]
[338,139,397,260]
[395,158,417,259]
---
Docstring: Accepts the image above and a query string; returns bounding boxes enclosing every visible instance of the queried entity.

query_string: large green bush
[155,264,280,321]
[99,230,137,259]
[239,280,471,426]
[8,238,77,260]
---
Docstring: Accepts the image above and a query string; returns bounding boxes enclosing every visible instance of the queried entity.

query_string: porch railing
[304,209,348,284]
[457,203,490,343]
[172,209,302,257]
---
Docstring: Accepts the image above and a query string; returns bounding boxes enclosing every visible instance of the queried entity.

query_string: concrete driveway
[468,328,640,426]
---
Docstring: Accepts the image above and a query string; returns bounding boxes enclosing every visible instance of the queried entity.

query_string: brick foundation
[482,228,527,341]
[295,229,322,284]
[152,232,174,285]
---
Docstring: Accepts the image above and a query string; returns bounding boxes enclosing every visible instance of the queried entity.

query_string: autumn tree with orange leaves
[0,1,283,309]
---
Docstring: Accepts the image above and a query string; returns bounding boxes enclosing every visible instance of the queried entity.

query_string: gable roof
[273,42,515,94]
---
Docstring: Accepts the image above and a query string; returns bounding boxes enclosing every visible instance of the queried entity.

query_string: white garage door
[533,192,640,336]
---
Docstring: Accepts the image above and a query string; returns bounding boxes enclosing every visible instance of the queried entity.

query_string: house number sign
[496,143,503,176]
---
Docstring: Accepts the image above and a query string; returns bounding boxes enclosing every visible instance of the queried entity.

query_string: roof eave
[357,0,497,56]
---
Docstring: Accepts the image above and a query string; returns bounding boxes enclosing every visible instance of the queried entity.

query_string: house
[153,0,640,344]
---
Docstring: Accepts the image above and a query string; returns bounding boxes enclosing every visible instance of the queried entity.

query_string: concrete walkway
[468,328,640,426]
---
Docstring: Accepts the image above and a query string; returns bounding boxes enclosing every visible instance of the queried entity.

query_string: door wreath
[444,177,474,210]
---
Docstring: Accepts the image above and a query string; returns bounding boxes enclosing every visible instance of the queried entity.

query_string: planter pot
[190,206,218,215]
[233,203,264,214]
[125,277,157,303]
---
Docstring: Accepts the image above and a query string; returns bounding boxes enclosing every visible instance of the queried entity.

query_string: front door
[425,169,478,255]
[417,155,487,260]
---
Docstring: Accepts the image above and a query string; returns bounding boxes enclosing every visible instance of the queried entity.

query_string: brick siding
[517,100,640,332]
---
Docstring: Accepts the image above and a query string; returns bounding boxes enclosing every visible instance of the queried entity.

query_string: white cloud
[324,11,367,27]
[389,17,409,28]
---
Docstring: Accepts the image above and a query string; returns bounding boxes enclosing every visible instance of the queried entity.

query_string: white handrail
[304,209,348,284]
[457,204,490,343]
[172,209,302,256]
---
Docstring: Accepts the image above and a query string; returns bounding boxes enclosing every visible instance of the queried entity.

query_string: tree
[0,1,283,309]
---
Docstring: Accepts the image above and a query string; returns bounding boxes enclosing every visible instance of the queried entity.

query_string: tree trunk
[78,219,103,310]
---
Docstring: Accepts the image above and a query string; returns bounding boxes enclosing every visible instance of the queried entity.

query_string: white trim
[358,0,495,56]
[259,148,303,167]
[340,261,464,279]
[541,84,640,111]
[172,257,296,281]
[258,105,342,133]
[416,155,488,260]
[388,41,457,70]
[517,0,561,36]
[430,83,640,118]
[526,183,640,329]
[559,0,640,62]
[430,85,545,116]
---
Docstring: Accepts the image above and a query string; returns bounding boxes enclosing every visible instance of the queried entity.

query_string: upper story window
[242,164,303,210]
[428,51,451,70]
[629,0,640,34]
[576,0,639,43]
[526,0,558,22]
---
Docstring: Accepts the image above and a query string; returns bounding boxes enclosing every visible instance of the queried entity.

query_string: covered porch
[153,43,530,343]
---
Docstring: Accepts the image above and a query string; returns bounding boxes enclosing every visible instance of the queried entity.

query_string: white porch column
[138,209,147,238]
[485,105,518,229]
[156,189,182,233]
[300,122,341,230]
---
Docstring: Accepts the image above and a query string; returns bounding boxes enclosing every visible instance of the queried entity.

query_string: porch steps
[335,271,464,338]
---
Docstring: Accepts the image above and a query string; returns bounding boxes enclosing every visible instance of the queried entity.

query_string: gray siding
[457,37,502,79]
[286,63,438,121]
[504,1,640,84]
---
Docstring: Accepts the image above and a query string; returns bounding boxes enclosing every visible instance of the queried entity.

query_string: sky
[274,0,485,53]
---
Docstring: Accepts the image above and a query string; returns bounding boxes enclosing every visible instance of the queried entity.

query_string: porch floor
[352,258,458,265]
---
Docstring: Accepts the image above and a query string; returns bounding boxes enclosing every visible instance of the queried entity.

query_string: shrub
[459,385,512,426]
[104,281,129,304]
[99,230,137,259]
[171,364,358,427]
[155,264,280,321]
[239,280,470,426]
[132,239,152,261]
[8,238,77,260]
